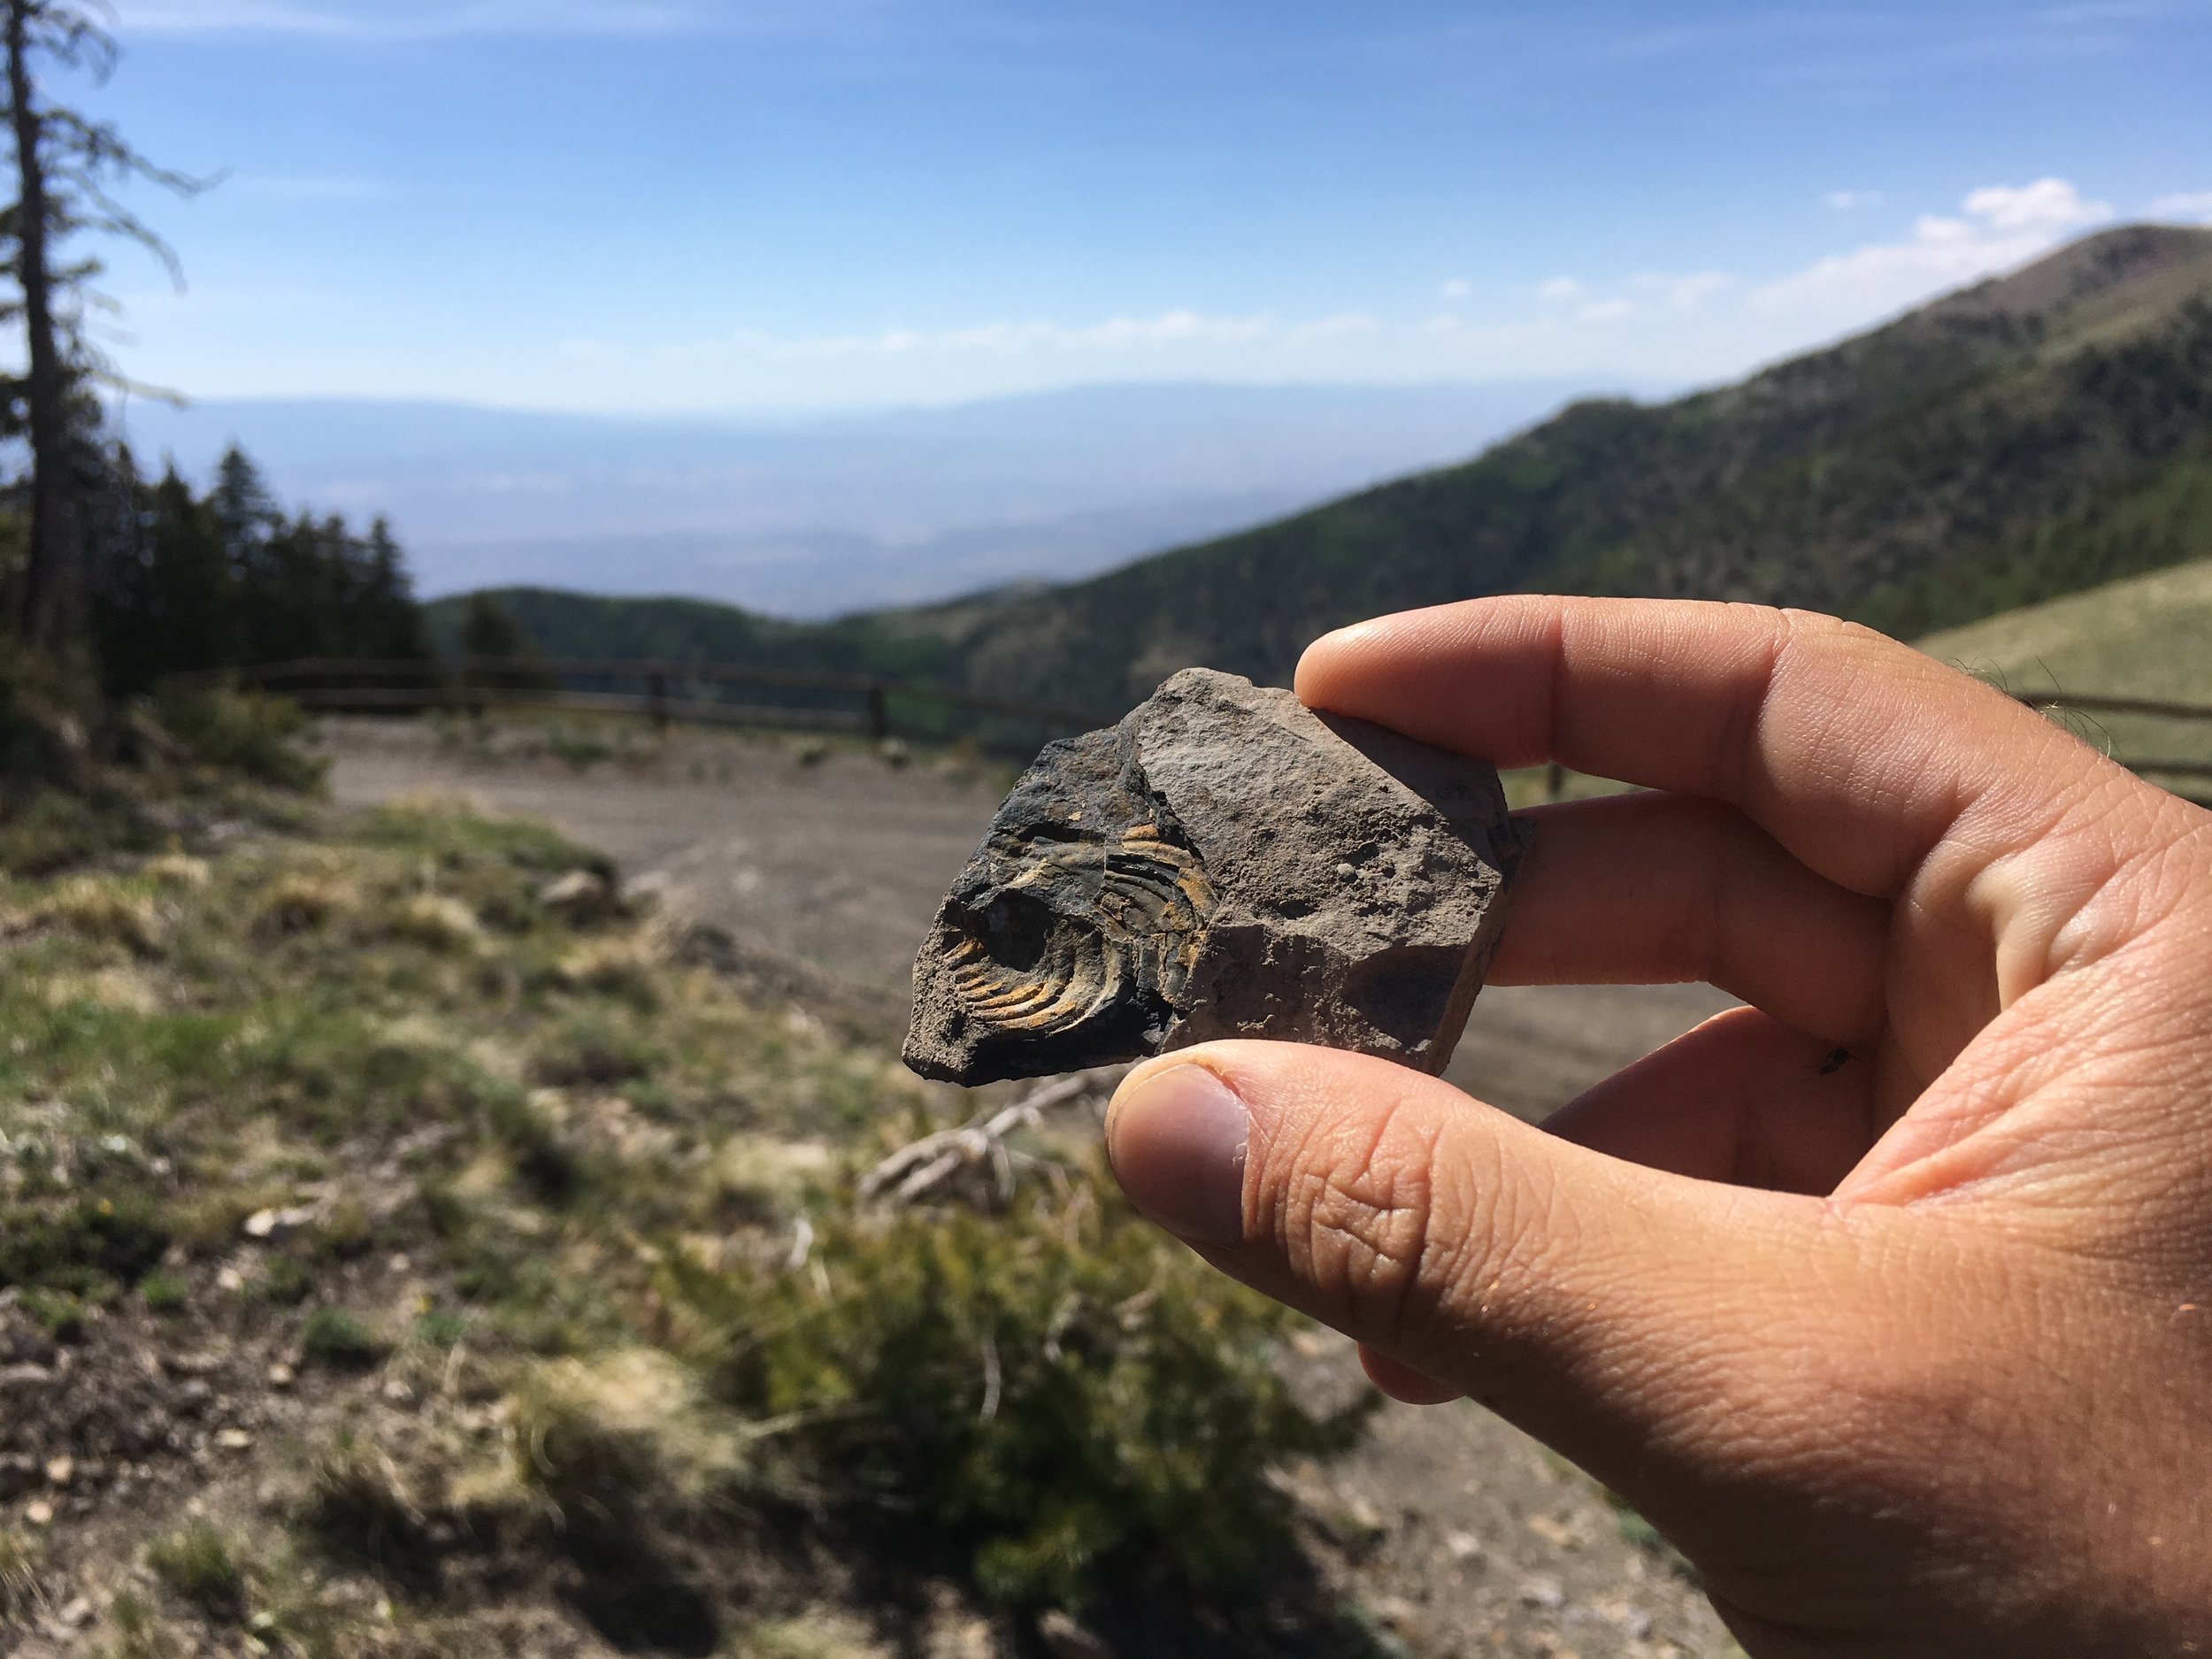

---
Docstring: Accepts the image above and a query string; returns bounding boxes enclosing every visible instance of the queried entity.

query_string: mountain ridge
[437,224,2212,720]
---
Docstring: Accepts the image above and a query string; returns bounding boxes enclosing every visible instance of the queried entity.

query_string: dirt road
[323,718,1740,1658]
[324,719,1733,1121]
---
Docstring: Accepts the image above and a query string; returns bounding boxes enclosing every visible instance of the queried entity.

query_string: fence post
[649,672,669,735]
[867,682,890,742]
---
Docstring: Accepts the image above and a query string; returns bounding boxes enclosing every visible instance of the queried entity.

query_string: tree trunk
[8,0,72,649]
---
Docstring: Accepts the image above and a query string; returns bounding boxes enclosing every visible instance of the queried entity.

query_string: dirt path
[322,718,1740,1658]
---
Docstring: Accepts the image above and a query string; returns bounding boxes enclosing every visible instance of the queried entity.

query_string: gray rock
[905,668,1528,1086]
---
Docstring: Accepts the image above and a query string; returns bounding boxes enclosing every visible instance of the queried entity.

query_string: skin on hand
[1103,597,2212,1658]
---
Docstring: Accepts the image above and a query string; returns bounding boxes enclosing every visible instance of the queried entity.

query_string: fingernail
[1107,1064,1249,1247]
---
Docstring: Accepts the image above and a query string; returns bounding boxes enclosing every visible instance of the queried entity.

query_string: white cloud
[1826,189,1886,211]
[1576,298,1636,324]
[1535,276,1583,302]
[583,308,1321,367]
[1959,177,2112,231]
[1440,278,1471,300]
[1285,312,1382,347]
[2150,190,2212,223]
[1629,270,1734,310]
[1747,177,2111,325]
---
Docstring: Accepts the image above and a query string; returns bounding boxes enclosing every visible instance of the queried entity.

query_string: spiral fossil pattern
[942,825,1216,1038]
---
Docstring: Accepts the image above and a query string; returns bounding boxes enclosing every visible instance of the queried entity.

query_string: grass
[147,1522,247,1620]
[0,780,1374,1648]
[300,1307,384,1369]
[1916,554,2212,779]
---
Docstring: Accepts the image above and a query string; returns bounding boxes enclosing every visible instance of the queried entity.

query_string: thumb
[1104,1041,1828,1480]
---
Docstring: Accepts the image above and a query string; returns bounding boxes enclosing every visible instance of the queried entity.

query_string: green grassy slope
[1916,555,2212,778]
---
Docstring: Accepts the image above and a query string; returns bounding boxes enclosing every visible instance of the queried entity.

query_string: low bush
[680,1172,1374,1611]
[0,787,147,875]
[0,1194,172,1297]
[151,686,326,792]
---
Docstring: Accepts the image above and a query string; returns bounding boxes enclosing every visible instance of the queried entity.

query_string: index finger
[1294,595,2116,902]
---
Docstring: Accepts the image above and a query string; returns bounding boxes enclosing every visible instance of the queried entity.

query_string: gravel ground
[322,716,1742,1658]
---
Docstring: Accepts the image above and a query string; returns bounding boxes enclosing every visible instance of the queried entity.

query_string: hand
[1104,597,2212,1657]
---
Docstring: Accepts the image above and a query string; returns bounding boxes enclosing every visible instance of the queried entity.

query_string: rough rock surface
[905,668,1530,1087]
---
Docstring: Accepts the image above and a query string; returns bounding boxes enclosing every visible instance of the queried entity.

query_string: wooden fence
[180,657,1112,749]
[2013,693,2212,784]
[173,660,2212,789]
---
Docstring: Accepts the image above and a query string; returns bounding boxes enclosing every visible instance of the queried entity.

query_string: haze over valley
[119,380,1601,617]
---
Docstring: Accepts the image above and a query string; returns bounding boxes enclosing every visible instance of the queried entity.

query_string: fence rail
[173,657,1114,748]
[2011,692,2212,786]
[165,661,2212,784]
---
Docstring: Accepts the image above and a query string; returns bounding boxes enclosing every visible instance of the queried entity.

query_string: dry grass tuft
[254,870,361,936]
[509,1348,755,1517]
[35,876,162,953]
[389,893,485,953]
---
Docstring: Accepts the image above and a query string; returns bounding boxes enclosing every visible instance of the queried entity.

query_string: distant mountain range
[119,380,1601,618]
[437,224,2212,725]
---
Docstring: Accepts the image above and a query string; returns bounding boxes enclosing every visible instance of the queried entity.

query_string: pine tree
[360,518,430,660]
[3,0,206,653]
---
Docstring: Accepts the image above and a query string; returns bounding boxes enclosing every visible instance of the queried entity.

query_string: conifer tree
[3,0,205,651]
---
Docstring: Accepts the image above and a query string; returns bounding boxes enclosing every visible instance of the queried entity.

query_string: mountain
[895,225,2212,715]
[117,380,1595,618]
[441,225,2212,724]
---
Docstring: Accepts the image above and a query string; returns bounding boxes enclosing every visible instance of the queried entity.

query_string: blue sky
[77,0,2212,413]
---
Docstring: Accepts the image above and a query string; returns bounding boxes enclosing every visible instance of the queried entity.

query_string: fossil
[905,668,1529,1087]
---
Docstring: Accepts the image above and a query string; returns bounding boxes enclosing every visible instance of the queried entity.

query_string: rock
[540,868,619,923]
[215,1429,254,1451]
[172,1379,213,1416]
[243,1205,318,1243]
[267,1363,296,1389]
[906,669,1528,1086]
[1037,1610,1116,1659]
[44,1455,73,1488]
[1444,1528,1486,1563]
[23,1499,51,1526]
[56,1594,91,1627]
[1519,1576,1567,1610]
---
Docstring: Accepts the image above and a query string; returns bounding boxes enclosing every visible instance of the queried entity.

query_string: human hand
[1104,597,2212,1656]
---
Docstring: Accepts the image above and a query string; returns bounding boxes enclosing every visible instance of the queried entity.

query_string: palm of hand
[1109,598,2212,1658]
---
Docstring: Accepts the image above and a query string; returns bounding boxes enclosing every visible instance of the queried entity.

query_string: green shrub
[140,1271,190,1313]
[300,1307,384,1370]
[681,1172,1373,1610]
[153,687,326,792]
[0,787,147,875]
[19,1286,86,1340]
[0,1194,172,1296]
[147,1521,246,1620]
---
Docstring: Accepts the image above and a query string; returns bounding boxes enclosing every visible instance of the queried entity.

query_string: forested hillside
[925,223,2212,712]
[445,225,2212,721]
